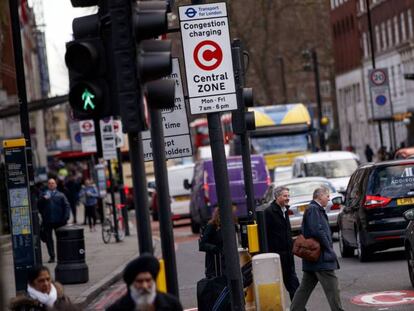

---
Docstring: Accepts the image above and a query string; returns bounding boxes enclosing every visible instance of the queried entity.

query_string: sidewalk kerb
[73,252,138,309]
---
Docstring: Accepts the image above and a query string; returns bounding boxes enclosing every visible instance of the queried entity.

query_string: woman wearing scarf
[9,266,75,311]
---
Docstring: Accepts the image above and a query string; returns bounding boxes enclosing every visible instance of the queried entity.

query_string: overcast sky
[41,0,94,96]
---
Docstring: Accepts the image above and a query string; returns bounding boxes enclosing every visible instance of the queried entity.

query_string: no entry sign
[179,3,237,115]
[352,290,414,307]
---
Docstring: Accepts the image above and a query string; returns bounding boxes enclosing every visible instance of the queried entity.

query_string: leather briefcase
[293,234,321,262]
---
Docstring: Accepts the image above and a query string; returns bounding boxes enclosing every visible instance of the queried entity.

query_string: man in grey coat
[290,186,344,311]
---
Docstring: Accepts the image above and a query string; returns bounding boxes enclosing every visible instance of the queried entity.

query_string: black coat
[198,223,223,278]
[264,201,295,270]
[106,291,183,311]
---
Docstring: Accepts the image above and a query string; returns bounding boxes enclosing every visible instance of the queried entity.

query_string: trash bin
[55,225,89,284]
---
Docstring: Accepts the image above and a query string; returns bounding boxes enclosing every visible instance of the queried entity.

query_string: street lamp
[302,48,326,151]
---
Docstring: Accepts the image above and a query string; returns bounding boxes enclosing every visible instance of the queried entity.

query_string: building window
[359,0,365,13]
[408,9,413,38]
[356,83,361,102]
[398,64,404,96]
[391,66,396,98]
[387,19,393,47]
[375,25,381,52]
[363,32,368,58]
[381,22,387,50]
[401,12,407,41]
[394,16,400,44]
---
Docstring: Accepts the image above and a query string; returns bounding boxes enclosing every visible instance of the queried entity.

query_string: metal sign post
[369,68,396,150]
[180,2,244,309]
[3,138,36,292]
[143,59,190,297]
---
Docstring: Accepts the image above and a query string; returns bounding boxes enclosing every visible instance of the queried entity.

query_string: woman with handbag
[290,187,344,311]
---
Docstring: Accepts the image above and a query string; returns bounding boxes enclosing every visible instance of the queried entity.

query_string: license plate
[397,197,414,206]
[298,205,308,213]
[174,195,190,202]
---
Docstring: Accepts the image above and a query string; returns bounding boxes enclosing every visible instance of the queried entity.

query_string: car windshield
[284,181,335,197]
[304,159,358,178]
[368,164,414,197]
[250,134,308,154]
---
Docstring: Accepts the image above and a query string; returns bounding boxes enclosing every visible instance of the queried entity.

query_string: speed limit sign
[370,69,388,86]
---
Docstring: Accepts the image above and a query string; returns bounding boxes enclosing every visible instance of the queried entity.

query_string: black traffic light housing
[231,39,255,134]
[65,13,112,120]
[134,1,174,113]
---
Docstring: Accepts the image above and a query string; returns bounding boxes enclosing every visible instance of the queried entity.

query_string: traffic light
[231,39,255,134]
[65,8,112,120]
[134,2,175,111]
[232,87,256,134]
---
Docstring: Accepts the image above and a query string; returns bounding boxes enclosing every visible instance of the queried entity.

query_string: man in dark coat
[290,186,344,311]
[38,178,70,263]
[364,144,374,162]
[264,186,299,301]
[107,254,183,311]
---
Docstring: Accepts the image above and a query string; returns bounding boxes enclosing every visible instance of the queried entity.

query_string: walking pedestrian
[264,186,300,301]
[38,178,70,263]
[8,265,75,311]
[79,179,99,232]
[199,207,224,278]
[64,173,81,224]
[106,254,183,311]
[290,186,344,311]
[364,144,374,162]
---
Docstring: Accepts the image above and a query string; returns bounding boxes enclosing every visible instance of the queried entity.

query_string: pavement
[1,208,161,310]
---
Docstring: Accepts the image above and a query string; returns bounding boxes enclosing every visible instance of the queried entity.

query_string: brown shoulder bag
[293,234,321,262]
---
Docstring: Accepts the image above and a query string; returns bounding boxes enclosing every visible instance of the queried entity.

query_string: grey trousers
[290,270,344,311]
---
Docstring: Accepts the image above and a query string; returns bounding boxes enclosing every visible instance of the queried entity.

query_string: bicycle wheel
[102,218,112,244]
[117,216,125,241]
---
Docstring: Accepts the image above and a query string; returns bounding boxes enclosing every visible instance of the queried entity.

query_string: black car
[337,159,414,262]
[404,208,414,287]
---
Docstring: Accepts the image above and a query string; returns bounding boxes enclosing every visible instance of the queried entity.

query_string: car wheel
[407,246,414,288]
[356,229,371,262]
[339,227,354,258]
[191,217,200,234]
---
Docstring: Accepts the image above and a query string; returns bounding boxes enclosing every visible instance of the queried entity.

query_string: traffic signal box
[231,40,255,134]
[65,0,174,131]
[65,12,112,120]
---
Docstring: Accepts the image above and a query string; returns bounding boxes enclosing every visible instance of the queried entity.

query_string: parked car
[403,208,414,288]
[258,177,343,234]
[291,151,359,193]
[337,160,414,262]
[152,163,195,222]
[185,154,270,233]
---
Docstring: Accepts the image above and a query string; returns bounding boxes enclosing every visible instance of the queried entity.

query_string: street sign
[369,68,392,120]
[352,291,414,307]
[79,120,97,153]
[112,120,125,148]
[100,117,117,160]
[142,58,193,161]
[179,3,237,115]
[3,138,36,291]
[69,122,82,151]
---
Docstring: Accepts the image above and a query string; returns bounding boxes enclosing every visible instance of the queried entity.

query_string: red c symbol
[193,40,223,71]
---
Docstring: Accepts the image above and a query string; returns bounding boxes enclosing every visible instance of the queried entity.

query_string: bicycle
[102,201,126,244]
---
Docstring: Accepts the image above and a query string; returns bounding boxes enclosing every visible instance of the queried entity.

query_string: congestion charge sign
[179,2,237,115]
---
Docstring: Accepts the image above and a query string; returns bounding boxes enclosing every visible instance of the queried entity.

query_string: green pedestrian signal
[82,88,96,111]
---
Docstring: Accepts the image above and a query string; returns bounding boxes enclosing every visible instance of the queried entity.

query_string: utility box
[55,226,89,284]
[252,253,286,311]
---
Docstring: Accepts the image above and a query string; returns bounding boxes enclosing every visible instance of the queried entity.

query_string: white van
[291,151,359,193]
[152,163,195,221]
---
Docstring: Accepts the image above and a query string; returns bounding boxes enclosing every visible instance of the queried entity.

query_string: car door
[341,169,365,246]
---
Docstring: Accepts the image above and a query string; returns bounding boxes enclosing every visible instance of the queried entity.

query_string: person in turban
[106,254,182,311]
